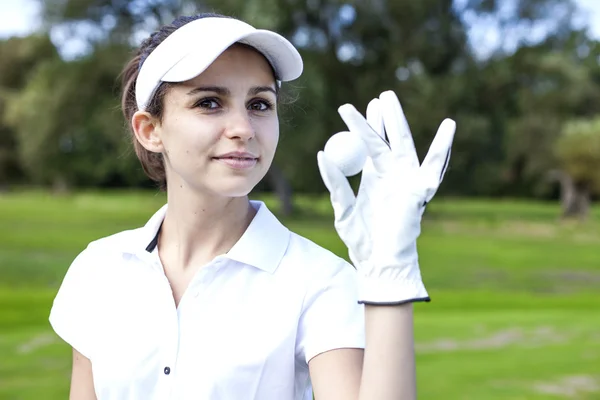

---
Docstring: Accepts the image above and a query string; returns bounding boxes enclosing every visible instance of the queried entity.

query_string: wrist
[356,265,429,305]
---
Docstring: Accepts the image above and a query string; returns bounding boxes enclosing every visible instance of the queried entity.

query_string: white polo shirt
[49,200,365,400]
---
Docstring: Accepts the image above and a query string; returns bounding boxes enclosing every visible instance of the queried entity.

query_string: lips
[216,156,257,161]
[213,152,259,170]
[214,151,258,160]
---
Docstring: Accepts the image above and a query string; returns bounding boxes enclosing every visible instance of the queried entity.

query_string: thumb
[317,151,356,222]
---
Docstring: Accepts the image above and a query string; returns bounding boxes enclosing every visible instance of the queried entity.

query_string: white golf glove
[317,91,456,305]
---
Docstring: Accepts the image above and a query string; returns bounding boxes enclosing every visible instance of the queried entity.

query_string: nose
[224,108,255,141]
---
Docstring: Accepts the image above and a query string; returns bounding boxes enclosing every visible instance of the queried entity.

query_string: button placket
[158,276,180,385]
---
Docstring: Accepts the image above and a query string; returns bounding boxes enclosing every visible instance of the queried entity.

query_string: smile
[213,156,258,170]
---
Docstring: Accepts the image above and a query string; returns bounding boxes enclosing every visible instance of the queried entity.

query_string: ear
[131,111,164,153]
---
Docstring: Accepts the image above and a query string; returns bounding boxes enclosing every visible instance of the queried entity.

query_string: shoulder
[65,227,148,278]
[86,227,146,254]
[245,200,354,281]
[287,231,349,268]
[281,230,356,286]
[50,228,148,360]
[288,232,365,361]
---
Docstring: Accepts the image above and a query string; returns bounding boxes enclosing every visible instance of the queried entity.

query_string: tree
[488,31,600,198]
[19,0,598,203]
[5,44,148,191]
[0,34,59,188]
[553,118,600,220]
[41,0,193,45]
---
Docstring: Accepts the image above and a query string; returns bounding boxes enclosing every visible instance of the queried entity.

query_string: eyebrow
[249,86,277,96]
[187,85,277,97]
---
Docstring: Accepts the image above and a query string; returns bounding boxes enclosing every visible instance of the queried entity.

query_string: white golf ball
[323,131,368,177]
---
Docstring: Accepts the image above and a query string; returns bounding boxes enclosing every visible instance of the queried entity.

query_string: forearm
[70,349,97,400]
[358,303,416,400]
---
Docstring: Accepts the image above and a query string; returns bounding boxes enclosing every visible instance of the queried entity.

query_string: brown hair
[121,13,281,190]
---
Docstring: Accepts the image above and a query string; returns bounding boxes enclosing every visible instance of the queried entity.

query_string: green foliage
[41,0,187,43]
[1,0,599,199]
[5,44,147,189]
[0,35,59,185]
[0,34,58,90]
[555,117,600,191]
[487,36,600,197]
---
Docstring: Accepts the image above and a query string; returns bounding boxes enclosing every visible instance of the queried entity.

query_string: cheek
[258,118,280,154]
[163,117,218,157]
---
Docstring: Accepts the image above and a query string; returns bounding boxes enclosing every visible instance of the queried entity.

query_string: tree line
[1,0,599,217]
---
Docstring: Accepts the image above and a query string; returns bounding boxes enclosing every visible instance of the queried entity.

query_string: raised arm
[359,304,416,399]
[309,304,416,400]
[313,91,456,400]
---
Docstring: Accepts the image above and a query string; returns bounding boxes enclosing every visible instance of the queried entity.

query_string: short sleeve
[49,245,101,360]
[296,259,365,364]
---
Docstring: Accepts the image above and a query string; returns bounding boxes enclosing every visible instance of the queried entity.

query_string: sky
[574,0,600,38]
[1,0,600,52]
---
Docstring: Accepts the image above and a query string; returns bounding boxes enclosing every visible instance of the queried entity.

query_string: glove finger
[420,118,456,201]
[366,98,388,142]
[338,103,391,174]
[379,91,420,169]
[317,151,356,222]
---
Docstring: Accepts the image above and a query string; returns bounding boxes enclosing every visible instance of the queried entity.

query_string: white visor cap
[135,17,304,110]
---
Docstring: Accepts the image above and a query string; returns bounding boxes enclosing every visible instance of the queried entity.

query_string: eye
[248,99,274,112]
[195,98,220,109]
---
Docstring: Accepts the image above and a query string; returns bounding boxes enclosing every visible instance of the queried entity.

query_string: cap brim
[162,29,303,84]
[135,17,304,110]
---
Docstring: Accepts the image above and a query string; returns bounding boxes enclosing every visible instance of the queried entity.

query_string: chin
[176,164,270,198]
[217,187,255,198]
[211,175,264,198]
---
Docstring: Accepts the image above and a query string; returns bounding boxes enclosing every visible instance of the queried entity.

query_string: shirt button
[164,366,171,375]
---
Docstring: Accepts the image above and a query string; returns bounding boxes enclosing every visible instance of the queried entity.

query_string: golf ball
[323,131,368,177]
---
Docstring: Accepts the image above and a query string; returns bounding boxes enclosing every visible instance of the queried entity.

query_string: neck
[159,186,256,271]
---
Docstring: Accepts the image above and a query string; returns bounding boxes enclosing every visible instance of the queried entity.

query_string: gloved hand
[317,91,456,305]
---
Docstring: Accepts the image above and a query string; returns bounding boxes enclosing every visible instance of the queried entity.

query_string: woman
[49,12,456,400]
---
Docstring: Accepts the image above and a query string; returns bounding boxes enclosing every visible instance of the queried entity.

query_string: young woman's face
[156,45,279,197]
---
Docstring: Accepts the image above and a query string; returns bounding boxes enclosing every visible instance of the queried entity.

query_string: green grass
[1,190,599,399]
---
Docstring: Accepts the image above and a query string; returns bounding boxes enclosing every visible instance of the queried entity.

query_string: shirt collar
[226,200,290,274]
[127,201,289,274]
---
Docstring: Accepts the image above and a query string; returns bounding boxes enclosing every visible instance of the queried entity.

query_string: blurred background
[1,0,599,399]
